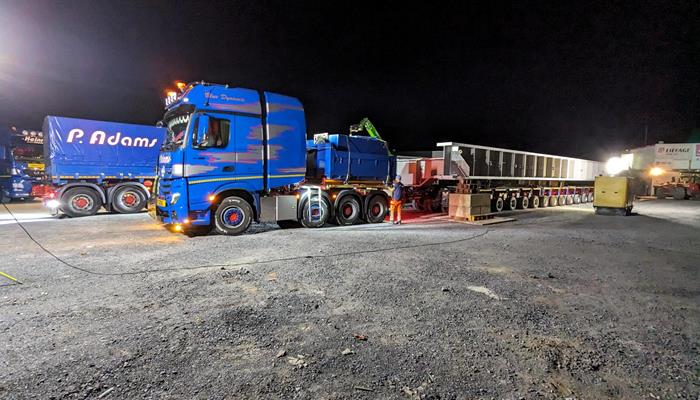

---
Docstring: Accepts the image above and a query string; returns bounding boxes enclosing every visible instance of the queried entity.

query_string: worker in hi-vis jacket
[389,175,403,225]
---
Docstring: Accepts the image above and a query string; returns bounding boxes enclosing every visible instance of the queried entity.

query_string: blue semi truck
[42,116,166,217]
[152,82,395,235]
[0,127,38,202]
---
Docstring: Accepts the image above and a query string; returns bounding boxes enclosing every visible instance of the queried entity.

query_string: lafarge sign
[654,143,700,170]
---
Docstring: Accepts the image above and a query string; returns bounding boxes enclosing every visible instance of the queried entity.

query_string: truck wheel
[214,196,253,235]
[277,220,302,229]
[301,196,330,228]
[530,196,539,208]
[62,187,101,217]
[112,185,146,214]
[557,195,565,206]
[566,194,574,205]
[335,196,361,225]
[493,197,504,212]
[573,194,581,204]
[518,196,529,209]
[539,196,548,207]
[655,188,666,199]
[549,196,557,207]
[505,196,517,210]
[672,187,686,200]
[365,195,388,223]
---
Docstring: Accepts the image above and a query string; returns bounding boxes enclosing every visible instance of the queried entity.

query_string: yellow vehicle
[593,176,634,216]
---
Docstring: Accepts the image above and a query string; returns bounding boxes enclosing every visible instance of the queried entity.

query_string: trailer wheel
[365,195,388,223]
[531,196,539,208]
[301,195,330,228]
[540,196,548,207]
[493,197,504,212]
[518,196,529,209]
[112,185,147,214]
[547,196,555,207]
[655,188,666,199]
[566,194,574,205]
[335,196,361,225]
[588,193,594,202]
[62,187,102,217]
[214,196,253,235]
[505,196,517,210]
[672,187,686,200]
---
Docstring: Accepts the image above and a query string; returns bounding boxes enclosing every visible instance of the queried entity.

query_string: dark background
[1,1,698,160]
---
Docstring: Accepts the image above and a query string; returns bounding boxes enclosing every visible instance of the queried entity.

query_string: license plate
[157,198,166,207]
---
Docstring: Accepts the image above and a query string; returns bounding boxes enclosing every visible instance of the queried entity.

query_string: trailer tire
[365,195,388,223]
[504,196,516,210]
[214,196,253,235]
[566,194,574,205]
[493,197,504,212]
[518,196,529,209]
[335,196,361,225]
[670,187,686,200]
[62,187,102,217]
[573,194,581,204]
[548,196,556,207]
[531,196,539,208]
[112,185,147,214]
[540,196,548,207]
[655,188,666,199]
[300,195,330,228]
[588,193,594,202]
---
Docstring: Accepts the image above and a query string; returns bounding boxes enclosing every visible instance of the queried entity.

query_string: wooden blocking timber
[448,193,491,217]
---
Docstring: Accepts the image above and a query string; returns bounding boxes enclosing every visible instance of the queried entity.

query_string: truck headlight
[170,192,180,204]
[46,199,60,209]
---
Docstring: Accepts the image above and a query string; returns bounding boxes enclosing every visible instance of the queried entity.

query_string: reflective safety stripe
[189,176,264,185]
[189,173,305,185]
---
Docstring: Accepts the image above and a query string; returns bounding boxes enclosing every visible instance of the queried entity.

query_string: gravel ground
[0,200,698,399]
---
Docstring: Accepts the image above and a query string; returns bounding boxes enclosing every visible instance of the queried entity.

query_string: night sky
[1,1,698,160]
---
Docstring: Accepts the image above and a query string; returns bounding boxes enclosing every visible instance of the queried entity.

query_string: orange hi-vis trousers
[389,200,402,222]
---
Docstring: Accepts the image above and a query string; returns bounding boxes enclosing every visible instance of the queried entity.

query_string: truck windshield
[162,104,195,150]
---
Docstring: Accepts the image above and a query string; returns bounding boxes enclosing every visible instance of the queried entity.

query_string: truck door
[186,112,263,183]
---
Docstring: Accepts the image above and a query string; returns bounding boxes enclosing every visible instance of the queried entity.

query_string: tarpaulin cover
[43,116,166,180]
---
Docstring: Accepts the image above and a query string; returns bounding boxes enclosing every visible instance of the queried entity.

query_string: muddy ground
[0,200,698,399]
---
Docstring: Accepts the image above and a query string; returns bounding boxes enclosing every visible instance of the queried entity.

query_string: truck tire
[558,195,565,206]
[566,194,574,205]
[62,187,102,217]
[573,194,581,204]
[214,196,253,235]
[335,196,361,225]
[365,195,388,223]
[672,187,686,200]
[530,196,539,208]
[112,185,147,214]
[300,195,330,228]
[493,197,504,212]
[549,196,558,207]
[518,196,529,209]
[540,196,548,207]
[655,188,666,199]
[505,196,517,210]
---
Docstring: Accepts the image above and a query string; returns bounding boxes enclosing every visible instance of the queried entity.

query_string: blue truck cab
[152,82,394,235]
[0,128,34,202]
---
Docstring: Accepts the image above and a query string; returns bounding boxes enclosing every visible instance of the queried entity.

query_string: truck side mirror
[194,115,210,148]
